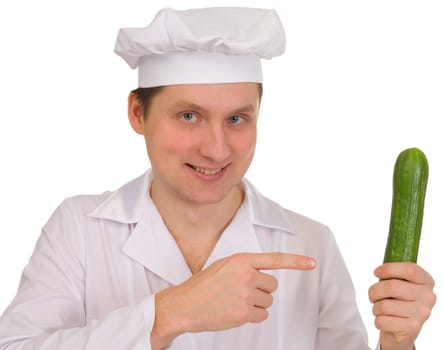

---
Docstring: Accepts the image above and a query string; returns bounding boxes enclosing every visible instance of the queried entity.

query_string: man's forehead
[159,83,261,97]
[156,84,261,113]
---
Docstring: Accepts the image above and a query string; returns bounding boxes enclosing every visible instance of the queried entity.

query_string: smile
[188,164,225,175]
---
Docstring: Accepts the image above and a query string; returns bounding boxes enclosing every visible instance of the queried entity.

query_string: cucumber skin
[383,148,429,263]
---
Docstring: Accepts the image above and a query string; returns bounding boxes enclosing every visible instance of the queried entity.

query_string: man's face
[140,83,260,207]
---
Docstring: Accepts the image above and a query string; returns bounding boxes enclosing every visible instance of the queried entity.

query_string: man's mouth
[187,164,226,175]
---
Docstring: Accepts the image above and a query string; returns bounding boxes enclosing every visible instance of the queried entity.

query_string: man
[0,7,435,350]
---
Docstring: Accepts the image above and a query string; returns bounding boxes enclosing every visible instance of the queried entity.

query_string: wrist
[379,340,415,350]
[150,289,190,349]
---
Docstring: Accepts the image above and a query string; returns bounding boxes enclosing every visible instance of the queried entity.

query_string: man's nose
[199,124,230,162]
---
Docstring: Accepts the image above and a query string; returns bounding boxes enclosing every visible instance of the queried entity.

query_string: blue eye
[228,115,242,124]
[181,112,197,122]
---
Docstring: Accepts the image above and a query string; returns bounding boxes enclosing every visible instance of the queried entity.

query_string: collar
[88,170,296,234]
[87,171,150,224]
[87,170,296,284]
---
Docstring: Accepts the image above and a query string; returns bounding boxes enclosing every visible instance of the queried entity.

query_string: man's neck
[150,183,245,273]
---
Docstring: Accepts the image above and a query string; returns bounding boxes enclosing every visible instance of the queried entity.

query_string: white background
[0,0,442,348]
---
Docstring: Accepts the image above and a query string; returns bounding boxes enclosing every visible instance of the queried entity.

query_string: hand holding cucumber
[368,148,436,350]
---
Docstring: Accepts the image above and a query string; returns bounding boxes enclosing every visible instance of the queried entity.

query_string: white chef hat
[114,7,286,88]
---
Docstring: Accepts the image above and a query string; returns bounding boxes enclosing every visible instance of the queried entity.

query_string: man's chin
[181,186,243,207]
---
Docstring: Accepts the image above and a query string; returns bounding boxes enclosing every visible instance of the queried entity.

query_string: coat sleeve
[0,199,155,350]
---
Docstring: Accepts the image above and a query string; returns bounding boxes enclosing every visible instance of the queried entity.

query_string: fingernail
[306,258,316,268]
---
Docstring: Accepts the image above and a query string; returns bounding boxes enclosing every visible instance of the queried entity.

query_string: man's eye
[181,113,197,122]
[228,115,243,124]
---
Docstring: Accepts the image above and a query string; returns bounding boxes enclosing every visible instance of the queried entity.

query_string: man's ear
[127,92,145,135]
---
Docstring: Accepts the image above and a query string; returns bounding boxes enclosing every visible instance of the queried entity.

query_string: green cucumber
[383,147,429,263]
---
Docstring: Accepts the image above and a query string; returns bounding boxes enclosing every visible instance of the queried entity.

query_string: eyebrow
[170,100,258,115]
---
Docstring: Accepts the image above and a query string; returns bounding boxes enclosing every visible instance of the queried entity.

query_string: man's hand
[369,262,436,350]
[150,252,316,349]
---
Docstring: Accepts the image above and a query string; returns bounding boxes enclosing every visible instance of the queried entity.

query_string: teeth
[193,166,223,175]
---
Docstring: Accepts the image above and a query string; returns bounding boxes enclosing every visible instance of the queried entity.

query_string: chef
[0,7,435,350]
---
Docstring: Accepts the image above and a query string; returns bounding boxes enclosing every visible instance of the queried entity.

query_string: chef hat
[114,7,286,87]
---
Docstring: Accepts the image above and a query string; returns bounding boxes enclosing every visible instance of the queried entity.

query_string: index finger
[375,262,435,286]
[233,252,317,270]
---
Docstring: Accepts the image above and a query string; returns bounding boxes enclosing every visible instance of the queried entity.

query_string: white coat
[0,170,378,349]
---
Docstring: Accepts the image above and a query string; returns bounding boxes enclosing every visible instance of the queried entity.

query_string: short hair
[131,86,165,119]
